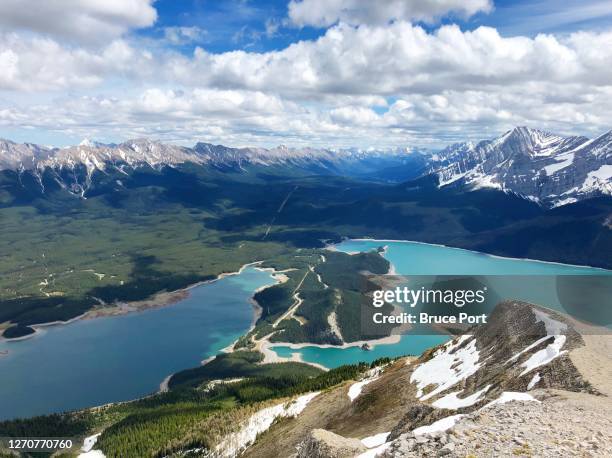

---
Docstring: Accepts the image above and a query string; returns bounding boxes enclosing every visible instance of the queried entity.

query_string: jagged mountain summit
[0,138,206,172]
[430,126,612,207]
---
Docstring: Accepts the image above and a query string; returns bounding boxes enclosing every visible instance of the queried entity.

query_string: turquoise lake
[337,239,611,275]
[270,240,611,368]
[0,266,277,420]
[1,242,609,420]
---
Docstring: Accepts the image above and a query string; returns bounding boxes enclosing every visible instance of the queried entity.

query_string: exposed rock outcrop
[383,390,612,457]
[296,429,367,458]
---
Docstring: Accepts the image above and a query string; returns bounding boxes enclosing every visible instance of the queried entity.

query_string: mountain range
[1,126,611,207]
[0,137,427,197]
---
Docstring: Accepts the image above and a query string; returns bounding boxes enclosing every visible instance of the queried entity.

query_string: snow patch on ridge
[413,414,466,436]
[348,367,383,402]
[468,173,502,190]
[506,309,568,376]
[410,335,481,401]
[78,433,105,458]
[543,153,574,176]
[551,197,578,207]
[361,432,390,448]
[587,164,612,181]
[78,452,106,458]
[520,334,567,376]
[432,384,491,410]
[483,391,540,408]
[215,392,319,457]
[580,164,612,196]
[527,373,541,390]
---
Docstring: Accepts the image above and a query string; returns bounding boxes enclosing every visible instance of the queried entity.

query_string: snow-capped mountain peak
[430,127,611,207]
[493,126,585,157]
[79,138,102,148]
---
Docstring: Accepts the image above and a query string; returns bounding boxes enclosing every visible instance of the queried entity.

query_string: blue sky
[1,0,611,148]
[143,0,612,52]
[147,0,323,53]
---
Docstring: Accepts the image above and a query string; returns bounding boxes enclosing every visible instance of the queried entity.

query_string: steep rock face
[0,138,207,198]
[0,138,422,175]
[0,139,55,170]
[0,138,205,172]
[431,127,612,207]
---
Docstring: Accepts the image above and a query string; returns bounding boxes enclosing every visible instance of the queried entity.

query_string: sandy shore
[256,337,328,371]
[215,268,291,356]
[158,374,172,393]
[219,244,406,371]
[265,333,401,351]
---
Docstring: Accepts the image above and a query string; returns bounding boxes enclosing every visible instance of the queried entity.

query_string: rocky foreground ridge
[232,301,611,457]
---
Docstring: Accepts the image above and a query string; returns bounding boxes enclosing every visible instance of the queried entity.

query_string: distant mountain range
[0,137,421,172]
[1,126,611,207]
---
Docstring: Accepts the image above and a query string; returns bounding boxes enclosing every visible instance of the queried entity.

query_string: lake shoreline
[345,238,612,272]
[199,267,291,362]
[1,263,284,419]
[156,265,290,391]
[7,236,605,344]
[267,332,402,352]
[212,254,403,372]
[0,261,270,344]
[262,237,611,370]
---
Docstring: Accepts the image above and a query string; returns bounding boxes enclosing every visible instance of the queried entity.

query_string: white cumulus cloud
[287,0,493,27]
[0,0,157,44]
[1,5,611,147]
[163,26,207,45]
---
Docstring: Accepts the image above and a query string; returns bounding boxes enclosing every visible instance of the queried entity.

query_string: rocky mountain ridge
[0,137,427,198]
[0,138,421,174]
[430,126,612,207]
[233,301,610,457]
